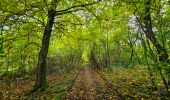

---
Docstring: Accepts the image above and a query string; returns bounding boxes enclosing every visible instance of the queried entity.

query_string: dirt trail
[66,67,119,100]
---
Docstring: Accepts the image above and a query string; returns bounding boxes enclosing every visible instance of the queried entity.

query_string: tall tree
[33,8,56,92]
[31,0,101,92]
[1,0,101,93]
[143,0,169,92]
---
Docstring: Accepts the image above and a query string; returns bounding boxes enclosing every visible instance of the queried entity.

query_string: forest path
[66,67,119,100]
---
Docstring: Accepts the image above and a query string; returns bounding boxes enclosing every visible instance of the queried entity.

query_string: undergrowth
[100,66,169,100]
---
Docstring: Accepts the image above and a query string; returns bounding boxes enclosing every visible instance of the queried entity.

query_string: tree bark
[32,9,55,92]
[144,0,169,92]
[144,0,168,62]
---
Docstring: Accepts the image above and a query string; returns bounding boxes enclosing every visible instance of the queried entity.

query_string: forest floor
[66,67,121,100]
[1,66,169,99]
[0,70,77,99]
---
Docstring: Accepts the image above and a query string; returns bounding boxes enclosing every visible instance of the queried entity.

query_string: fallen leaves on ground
[0,70,77,99]
[66,67,120,100]
[101,67,169,99]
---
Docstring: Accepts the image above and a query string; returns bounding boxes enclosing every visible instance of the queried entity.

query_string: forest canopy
[0,0,170,99]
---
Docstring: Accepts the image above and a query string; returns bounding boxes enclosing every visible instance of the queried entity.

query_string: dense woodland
[0,0,170,99]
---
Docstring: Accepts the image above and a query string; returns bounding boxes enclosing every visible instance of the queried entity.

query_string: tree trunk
[0,26,4,56]
[144,0,169,92]
[90,43,99,68]
[144,0,168,62]
[126,31,134,67]
[32,9,55,92]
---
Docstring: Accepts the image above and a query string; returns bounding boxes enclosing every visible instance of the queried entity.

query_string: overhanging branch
[55,0,101,16]
[56,9,85,16]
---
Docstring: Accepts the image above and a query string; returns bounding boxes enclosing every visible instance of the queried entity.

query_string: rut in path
[66,67,120,100]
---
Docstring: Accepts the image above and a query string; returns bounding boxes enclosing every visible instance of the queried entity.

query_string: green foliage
[0,0,170,98]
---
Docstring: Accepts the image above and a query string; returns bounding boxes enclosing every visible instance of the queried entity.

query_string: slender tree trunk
[146,34,169,92]
[144,0,169,91]
[126,31,134,67]
[106,32,110,66]
[126,42,133,67]
[139,31,158,90]
[32,9,55,92]
[0,26,3,54]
